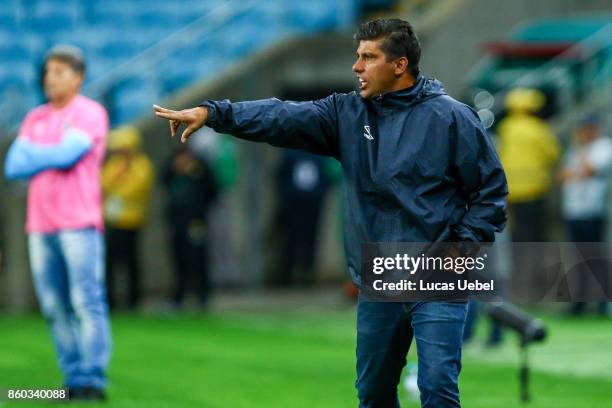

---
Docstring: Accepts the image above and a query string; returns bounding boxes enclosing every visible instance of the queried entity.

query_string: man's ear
[394,57,409,76]
[74,73,85,89]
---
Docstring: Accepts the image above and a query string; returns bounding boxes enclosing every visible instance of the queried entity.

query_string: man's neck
[50,93,78,110]
[390,74,416,93]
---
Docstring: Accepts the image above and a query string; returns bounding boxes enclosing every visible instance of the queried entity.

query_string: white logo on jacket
[363,125,374,140]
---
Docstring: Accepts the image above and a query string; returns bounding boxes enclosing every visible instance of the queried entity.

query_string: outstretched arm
[154,95,340,158]
[4,128,93,180]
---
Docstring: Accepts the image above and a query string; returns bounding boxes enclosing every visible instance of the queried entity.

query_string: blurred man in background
[102,125,154,310]
[559,114,612,315]
[497,88,559,301]
[498,88,560,242]
[186,129,242,288]
[154,18,507,408]
[272,149,331,286]
[3,45,111,400]
[163,147,218,308]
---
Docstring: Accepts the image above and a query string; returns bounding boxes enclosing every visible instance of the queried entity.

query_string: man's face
[352,39,399,99]
[575,124,598,144]
[43,58,82,103]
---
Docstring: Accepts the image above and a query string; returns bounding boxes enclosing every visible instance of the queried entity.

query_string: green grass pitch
[1,310,611,407]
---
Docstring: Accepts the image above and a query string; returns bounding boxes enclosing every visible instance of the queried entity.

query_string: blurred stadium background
[1,0,612,406]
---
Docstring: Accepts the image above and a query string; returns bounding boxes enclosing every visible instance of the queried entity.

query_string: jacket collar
[371,75,447,108]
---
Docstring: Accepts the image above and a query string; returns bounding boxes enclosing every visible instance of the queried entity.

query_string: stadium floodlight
[484,302,548,403]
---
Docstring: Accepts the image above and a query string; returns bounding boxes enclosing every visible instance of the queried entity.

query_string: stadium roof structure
[466,15,612,93]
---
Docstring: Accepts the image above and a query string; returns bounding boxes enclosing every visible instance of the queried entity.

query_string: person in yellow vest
[497,88,560,242]
[101,126,154,309]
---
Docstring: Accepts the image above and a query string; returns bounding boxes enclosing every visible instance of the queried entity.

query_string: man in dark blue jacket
[155,18,507,408]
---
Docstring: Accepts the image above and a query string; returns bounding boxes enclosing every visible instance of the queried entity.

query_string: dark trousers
[566,218,605,242]
[278,218,319,285]
[171,222,210,304]
[105,227,141,309]
[566,217,608,314]
[271,203,323,286]
[511,198,547,242]
[510,199,547,300]
[356,298,467,408]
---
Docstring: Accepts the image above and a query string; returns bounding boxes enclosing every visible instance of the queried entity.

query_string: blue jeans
[29,228,111,389]
[356,299,467,407]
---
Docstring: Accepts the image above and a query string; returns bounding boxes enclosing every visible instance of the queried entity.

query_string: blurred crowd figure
[101,126,154,310]
[163,146,218,308]
[497,88,560,302]
[558,115,612,315]
[498,88,560,243]
[269,150,331,286]
[189,129,242,288]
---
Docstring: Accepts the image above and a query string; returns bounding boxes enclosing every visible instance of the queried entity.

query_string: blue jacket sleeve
[451,107,508,243]
[200,95,340,159]
[4,128,93,180]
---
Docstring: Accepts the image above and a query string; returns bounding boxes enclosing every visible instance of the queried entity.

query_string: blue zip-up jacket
[201,75,508,285]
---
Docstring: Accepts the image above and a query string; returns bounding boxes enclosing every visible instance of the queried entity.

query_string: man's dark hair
[44,44,86,75]
[354,18,421,77]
